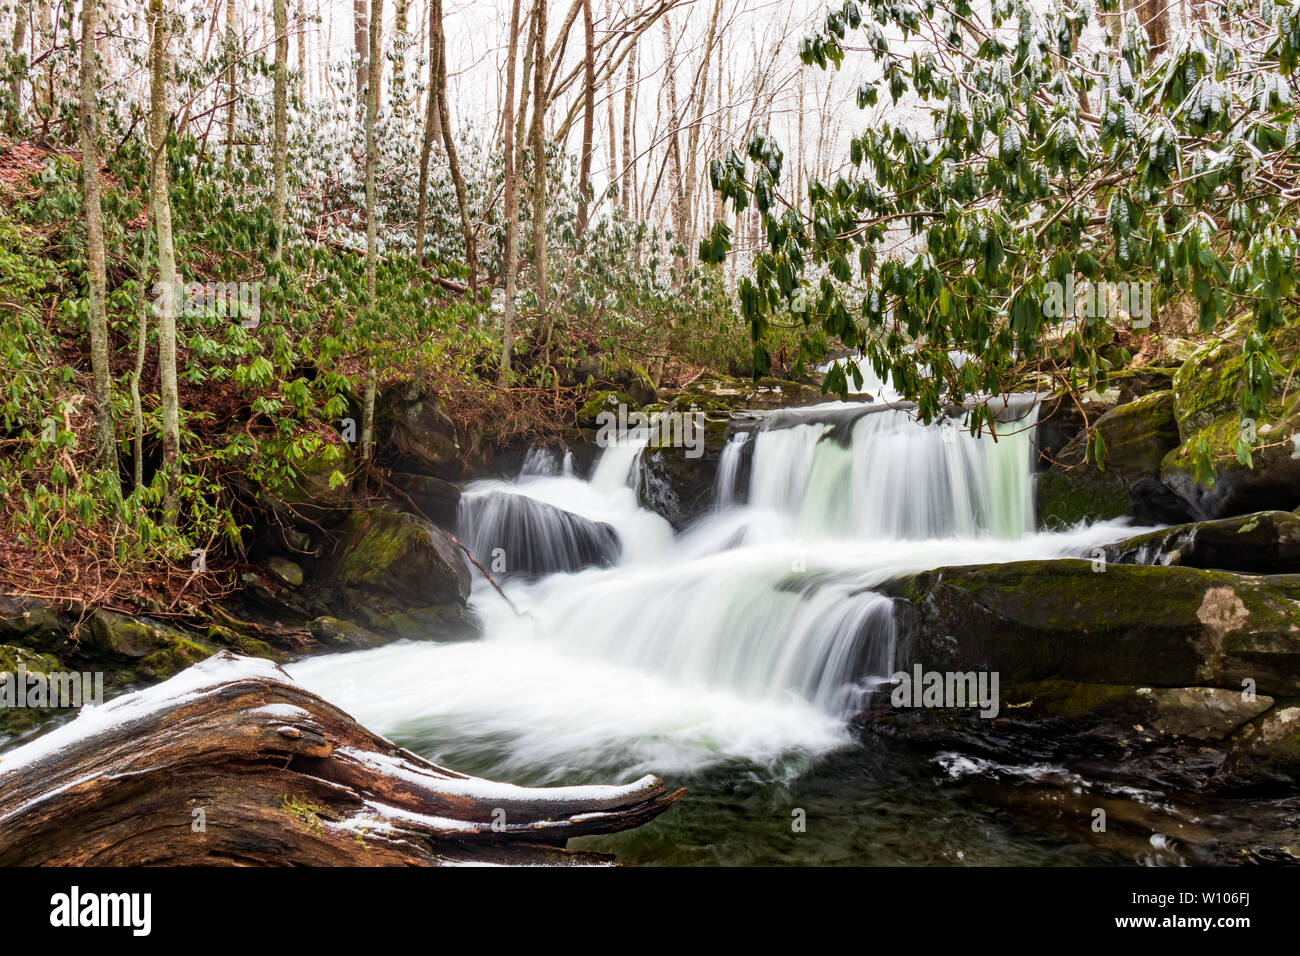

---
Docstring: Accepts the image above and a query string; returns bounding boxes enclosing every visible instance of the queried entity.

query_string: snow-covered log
[0,652,683,865]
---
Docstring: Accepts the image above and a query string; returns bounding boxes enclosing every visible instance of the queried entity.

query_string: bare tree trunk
[223,1,235,172]
[574,0,595,238]
[79,0,113,476]
[530,0,550,353]
[414,0,438,263]
[498,0,523,383]
[271,0,288,261]
[148,0,179,519]
[7,0,26,132]
[432,0,475,290]
[360,0,383,464]
[353,0,368,97]
[296,0,306,94]
[661,14,686,276]
[131,197,152,493]
[604,1,616,217]
[392,0,408,95]
[620,35,635,220]
[1138,0,1170,54]
[683,0,723,257]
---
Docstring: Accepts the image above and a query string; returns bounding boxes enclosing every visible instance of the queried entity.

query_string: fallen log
[0,652,683,865]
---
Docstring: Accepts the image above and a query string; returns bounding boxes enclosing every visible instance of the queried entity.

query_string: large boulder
[381,389,464,479]
[328,507,476,641]
[390,471,460,529]
[887,560,1300,696]
[1036,390,1181,527]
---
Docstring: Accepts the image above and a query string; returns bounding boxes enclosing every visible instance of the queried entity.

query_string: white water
[289,400,1138,783]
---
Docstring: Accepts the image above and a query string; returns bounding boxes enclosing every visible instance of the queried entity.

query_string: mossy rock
[577,389,637,426]
[1156,323,1300,519]
[390,471,460,529]
[332,507,470,607]
[1036,390,1179,527]
[268,556,304,588]
[349,602,480,643]
[888,560,1300,696]
[308,616,390,651]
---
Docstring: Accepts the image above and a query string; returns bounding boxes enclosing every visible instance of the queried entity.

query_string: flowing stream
[289,398,1150,864]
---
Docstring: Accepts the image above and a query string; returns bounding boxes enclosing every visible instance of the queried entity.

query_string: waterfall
[714,431,751,509]
[457,490,621,579]
[290,395,1127,781]
[749,403,1038,540]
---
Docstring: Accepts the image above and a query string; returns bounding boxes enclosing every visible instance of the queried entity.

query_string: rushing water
[289,398,1164,864]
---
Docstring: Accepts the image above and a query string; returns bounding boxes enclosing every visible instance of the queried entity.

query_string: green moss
[139,637,214,680]
[281,795,336,835]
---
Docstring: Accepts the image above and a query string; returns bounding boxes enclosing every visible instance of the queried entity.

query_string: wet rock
[1102,510,1300,574]
[1217,705,1300,788]
[307,615,389,651]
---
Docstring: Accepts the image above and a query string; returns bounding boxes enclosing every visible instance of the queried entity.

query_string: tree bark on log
[0,652,683,865]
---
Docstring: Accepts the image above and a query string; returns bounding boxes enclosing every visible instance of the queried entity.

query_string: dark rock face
[637,440,726,530]
[1102,510,1300,574]
[390,471,461,529]
[457,491,620,578]
[1036,390,1181,527]
[1129,475,1194,524]
[381,390,465,479]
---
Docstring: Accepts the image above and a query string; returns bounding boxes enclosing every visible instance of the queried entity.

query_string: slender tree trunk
[79,0,113,475]
[271,0,288,261]
[661,14,686,276]
[620,37,635,220]
[604,1,616,217]
[683,0,723,256]
[432,0,475,290]
[7,0,26,132]
[574,0,595,238]
[353,0,368,97]
[529,0,549,352]
[359,0,383,464]
[131,196,152,494]
[148,0,179,518]
[392,0,408,96]
[296,0,306,94]
[498,0,523,383]
[414,0,438,263]
[223,1,235,172]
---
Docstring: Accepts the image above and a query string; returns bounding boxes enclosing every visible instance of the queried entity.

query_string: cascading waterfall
[290,397,1133,782]
[714,431,751,509]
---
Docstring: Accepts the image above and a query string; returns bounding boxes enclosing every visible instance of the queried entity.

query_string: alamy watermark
[152,279,261,328]
[1043,275,1152,329]
[889,664,1000,718]
[0,662,104,709]
[595,403,706,459]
